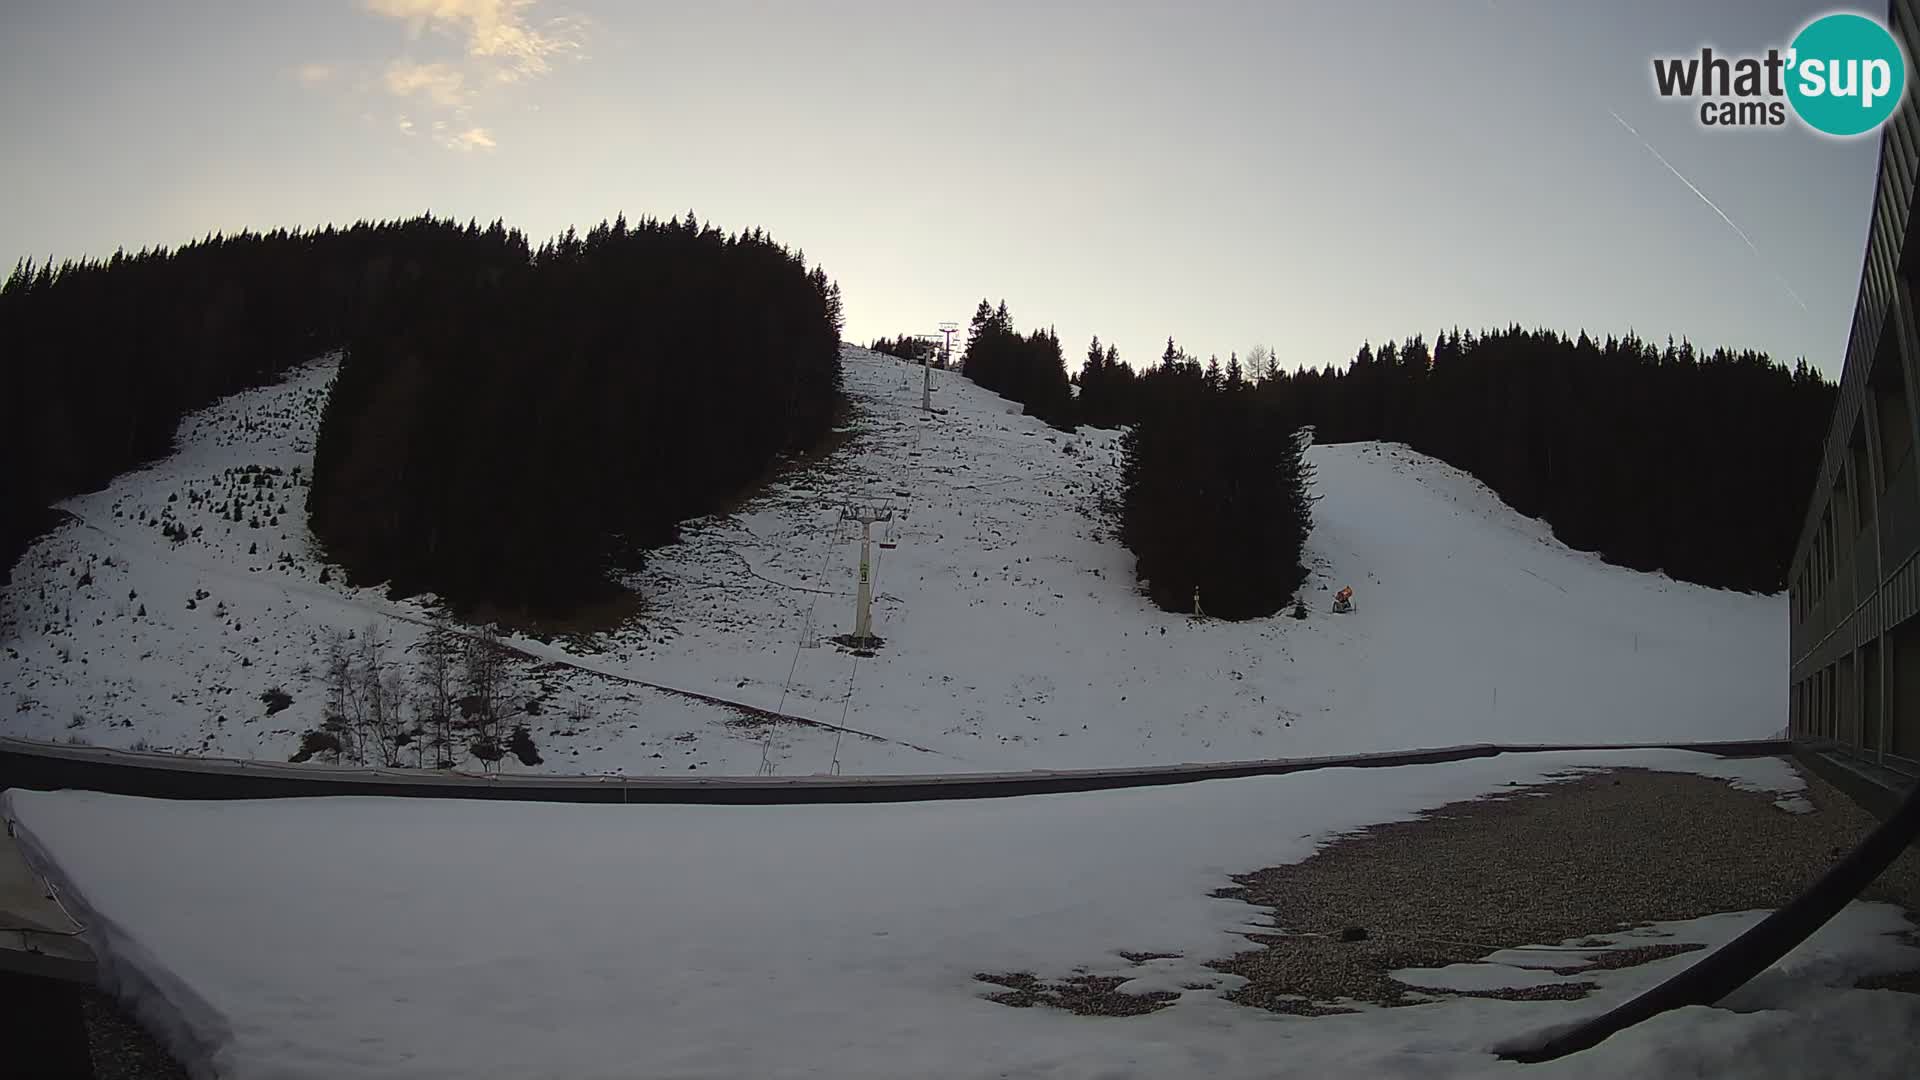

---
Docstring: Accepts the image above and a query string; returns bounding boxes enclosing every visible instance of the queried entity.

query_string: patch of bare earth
[1211,765,1920,1014]
[976,763,1920,1019]
[972,971,1179,1017]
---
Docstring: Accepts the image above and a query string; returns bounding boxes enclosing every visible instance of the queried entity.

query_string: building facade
[1787,0,1920,776]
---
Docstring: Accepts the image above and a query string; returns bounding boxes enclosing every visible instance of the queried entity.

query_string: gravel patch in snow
[1208,763,1920,1013]
[971,971,1181,1016]
[83,989,188,1079]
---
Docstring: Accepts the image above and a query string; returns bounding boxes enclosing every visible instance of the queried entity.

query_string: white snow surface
[1391,962,1597,993]
[7,749,1914,1079]
[1,346,1783,775]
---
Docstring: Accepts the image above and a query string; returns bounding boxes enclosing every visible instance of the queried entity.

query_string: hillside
[0,346,1783,774]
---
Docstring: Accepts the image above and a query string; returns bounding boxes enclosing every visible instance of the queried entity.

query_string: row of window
[1792,328,1919,629]
[1792,663,1846,743]
[1791,3,1920,632]
[1793,620,1920,766]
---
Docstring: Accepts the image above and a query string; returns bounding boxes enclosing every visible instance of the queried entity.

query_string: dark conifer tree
[1121,364,1313,619]
[958,302,1073,429]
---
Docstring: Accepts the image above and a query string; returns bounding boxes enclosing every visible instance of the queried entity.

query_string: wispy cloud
[358,0,584,151]
[293,63,335,87]
[384,60,469,107]
[363,0,583,79]
[448,126,497,151]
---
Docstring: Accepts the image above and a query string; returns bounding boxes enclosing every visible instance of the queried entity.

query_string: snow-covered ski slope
[0,346,1783,775]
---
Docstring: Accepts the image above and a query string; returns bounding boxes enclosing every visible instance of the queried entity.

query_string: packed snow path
[0,347,1782,774]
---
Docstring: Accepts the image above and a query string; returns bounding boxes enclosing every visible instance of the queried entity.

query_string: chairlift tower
[836,504,893,650]
[932,322,960,412]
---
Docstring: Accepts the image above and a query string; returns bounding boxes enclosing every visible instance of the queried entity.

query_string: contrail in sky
[1608,109,1809,312]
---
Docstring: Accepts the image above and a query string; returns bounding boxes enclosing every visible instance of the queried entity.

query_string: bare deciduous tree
[463,624,509,773]
[321,629,357,764]
[1245,344,1274,385]
[414,619,459,769]
[358,623,406,767]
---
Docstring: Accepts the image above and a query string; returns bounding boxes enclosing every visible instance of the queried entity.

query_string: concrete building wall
[1787,0,1920,776]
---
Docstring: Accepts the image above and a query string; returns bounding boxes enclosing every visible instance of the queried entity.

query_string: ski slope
[0,346,1784,775]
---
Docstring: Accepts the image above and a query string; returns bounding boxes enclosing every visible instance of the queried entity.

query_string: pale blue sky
[0,1,1888,376]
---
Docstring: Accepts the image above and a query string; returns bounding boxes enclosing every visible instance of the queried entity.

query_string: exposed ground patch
[1211,765,1920,1013]
[974,763,1920,1019]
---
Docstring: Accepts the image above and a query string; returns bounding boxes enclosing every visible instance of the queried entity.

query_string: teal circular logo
[1787,13,1906,136]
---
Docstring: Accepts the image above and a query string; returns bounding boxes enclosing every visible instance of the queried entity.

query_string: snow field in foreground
[8,749,1914,1080]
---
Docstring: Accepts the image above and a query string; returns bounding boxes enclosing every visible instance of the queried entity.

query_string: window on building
[1826,509,1836,583]
[1863,639,1883,755]
[1853,423,1876,529]
[1872,345,1913,493]
[1890,615,1920,761]
[1834,474,1851,544]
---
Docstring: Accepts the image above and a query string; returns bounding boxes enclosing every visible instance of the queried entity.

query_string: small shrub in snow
[508,725,543,766]
[470,734,506,770]
[289,729,342,764]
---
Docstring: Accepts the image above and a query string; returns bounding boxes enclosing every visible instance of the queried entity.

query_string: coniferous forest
[3,212,1832,622]
[0,216,529,587]
[1058,326,1833,603]
[1,213,842,615]
[308,213,844,614]
[1072,335,1140,430]
[1119,351,1316,619]
[1256,328,1834,593]
[959,300,1074,430]
[868,334,949,367]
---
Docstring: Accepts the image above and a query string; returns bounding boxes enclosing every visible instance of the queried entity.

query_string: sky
[0,0,1889,378]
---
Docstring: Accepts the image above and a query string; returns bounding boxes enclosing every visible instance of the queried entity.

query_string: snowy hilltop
[0,345,1782,775]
